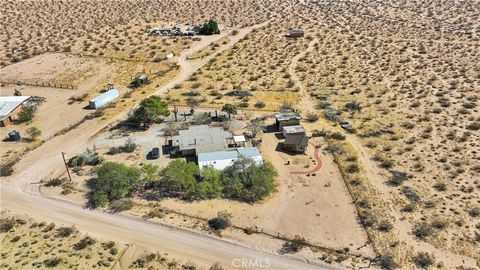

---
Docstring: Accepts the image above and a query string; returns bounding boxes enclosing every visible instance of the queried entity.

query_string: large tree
[221,104,237,120]
[91,162,142,207]
[222,157,277,202]
[200,20,220,35]
[245,118,264,138]
[129,96,170,127]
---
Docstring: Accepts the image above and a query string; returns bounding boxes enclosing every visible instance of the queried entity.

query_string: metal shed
[89,89,119,109]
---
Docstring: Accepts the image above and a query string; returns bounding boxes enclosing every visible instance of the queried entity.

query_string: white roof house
[0,96,31,125]
[89,89,119,109]
[198,147,263,170]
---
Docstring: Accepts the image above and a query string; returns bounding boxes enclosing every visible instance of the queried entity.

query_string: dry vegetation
[0,0,269,66]
[0,213,196,270]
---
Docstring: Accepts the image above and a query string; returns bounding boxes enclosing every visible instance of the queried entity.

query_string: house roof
[274,112,301,122]
[0,96,31,120]
[233,135,246,143]
[282,125,305,134]
[198,147,261,163]
[284,134,309,147]
[172,125,233,154]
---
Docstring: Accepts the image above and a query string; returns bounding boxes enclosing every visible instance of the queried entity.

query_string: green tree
[200,20,220,35]
[17,105,37,122]
[160,159,199,196]
[221,104,237,120]
[26,126,41,140]
[13,89,22,96]
[221,157,277,202]
[197,167,223,199]
[91,162,141,207]
[129,96,170,127]
[141,163,159,182]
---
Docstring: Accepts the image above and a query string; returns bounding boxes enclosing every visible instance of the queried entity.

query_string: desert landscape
[1,0,479,269]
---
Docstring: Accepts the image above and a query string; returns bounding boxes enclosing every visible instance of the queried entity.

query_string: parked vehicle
[150,147,160,159]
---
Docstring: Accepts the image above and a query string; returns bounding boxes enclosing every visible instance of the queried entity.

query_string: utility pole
[61,152,72,182]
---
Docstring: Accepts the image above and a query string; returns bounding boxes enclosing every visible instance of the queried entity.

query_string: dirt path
[290,142,323,175]
[287,37,318,113]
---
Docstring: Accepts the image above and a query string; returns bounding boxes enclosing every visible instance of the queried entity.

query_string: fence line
[0,80,76,90]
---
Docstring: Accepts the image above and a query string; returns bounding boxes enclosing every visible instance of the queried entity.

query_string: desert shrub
[90,162,142,208]
[412,252,435,269]
[208,211,231,231]
[68,148,103,167]
[56,226,77,237]
[109,199,134,212]
[108,139,137,154]
[345,101,361,111]
[43,257,62,268]
[209,263,225,270]
[305,112,319,122]
[10,235,21,242]
[387,170,408,186]
[469,207,480,217]
[283,235,307,253]
[26,126,41,140]
[17,105,37,122]
[377,221,393,232]
[466,122,480,131]
[346,164,359,173]
[330,132,345,140]
[413,222,433,239]
[359,211,376,227]
[74,236,96,250]
[432,182,446,191]
[401,203,416,212]
[254,101,266,108]
[42,223,55,232]
[431,219,448,230]
[44,178,64,187]
[0,218,16,232]
[402,186,420,202]
[377,254,398,269]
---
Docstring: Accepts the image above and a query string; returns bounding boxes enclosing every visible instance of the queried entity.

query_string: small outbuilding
[282,125,305,137]
[283,133,309,153]
[274,112,302,131]
[0,96,31,127]
[233,135,246,147]
[89,89,119,109]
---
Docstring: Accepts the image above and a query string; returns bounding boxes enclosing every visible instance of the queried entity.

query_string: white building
[197,147,262,170]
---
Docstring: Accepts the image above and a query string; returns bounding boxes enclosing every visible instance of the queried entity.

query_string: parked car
[150,147,160,159]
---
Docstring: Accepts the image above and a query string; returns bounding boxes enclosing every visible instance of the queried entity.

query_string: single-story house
[283,133,309,153]
[0,96,31,127]
[89,89,119,109]
[282,125,305,137]
[287,29,304,38]
[170,125,233,156]
[198,147,263,170]
[274,112,302,131]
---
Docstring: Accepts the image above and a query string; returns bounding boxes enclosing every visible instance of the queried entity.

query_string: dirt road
[0,186,338,270]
